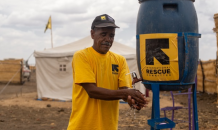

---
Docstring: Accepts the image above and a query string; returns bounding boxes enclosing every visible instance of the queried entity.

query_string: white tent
[34,36,145,101]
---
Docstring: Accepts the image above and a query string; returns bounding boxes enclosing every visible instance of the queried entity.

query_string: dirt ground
[0,72,218,130]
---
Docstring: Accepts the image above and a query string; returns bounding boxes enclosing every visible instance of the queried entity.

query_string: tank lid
[138,0,195,3]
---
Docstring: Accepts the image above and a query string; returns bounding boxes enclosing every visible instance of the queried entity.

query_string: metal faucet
[126,71,138,89]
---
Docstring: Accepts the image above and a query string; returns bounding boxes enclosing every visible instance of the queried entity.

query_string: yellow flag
[44,16,52,33]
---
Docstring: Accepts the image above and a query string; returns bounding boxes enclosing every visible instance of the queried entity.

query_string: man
[67,14,147,130]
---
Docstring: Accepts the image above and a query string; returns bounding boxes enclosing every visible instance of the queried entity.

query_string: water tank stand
[146,83,199,130]
[148,84,175,130]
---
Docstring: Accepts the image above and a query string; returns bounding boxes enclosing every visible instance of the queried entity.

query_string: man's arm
[81,83,147,105]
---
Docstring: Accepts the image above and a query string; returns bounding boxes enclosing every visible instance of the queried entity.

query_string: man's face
[91,27,115,54]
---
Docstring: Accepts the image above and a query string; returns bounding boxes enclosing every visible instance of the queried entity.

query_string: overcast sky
[0,0,218,64]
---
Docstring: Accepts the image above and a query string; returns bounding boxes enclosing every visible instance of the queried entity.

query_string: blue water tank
[136,0,200,91]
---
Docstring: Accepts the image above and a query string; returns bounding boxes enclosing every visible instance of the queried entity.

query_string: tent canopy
[34,36,136,59]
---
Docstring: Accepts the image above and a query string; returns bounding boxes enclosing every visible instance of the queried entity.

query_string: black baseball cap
[91,14,120,29]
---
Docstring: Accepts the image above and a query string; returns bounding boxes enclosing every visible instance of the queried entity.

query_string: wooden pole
[20,60,23,85]
[214,13,218,103]
[217,51,218,104]
[200,60,205,93]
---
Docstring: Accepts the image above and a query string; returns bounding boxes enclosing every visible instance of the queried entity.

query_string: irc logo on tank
[139,33,179,81]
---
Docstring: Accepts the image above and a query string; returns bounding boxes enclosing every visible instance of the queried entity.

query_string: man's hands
[122,89,149,110]
[127,77,148,110]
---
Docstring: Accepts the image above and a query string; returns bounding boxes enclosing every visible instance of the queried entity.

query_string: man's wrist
[119,89,129,101]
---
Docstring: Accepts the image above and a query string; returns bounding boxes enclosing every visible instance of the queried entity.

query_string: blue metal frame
[178,33,201,83]
[149,84,175,130]
[137,32,201,130]
[148,83,199,130]
[192,83,199,130]
[142,82,195,85]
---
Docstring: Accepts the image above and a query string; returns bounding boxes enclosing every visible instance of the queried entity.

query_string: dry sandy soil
[0,72,218,130]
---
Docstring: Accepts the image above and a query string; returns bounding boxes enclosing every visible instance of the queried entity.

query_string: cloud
[51,1,91,14]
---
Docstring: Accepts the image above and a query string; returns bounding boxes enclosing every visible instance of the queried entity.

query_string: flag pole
[51,25,53,48]
[50,16,53,48]
[44,16,53,48]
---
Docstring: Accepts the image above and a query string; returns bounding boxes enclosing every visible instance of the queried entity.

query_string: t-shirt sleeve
[72,52,96,84]
[118,57,132,88]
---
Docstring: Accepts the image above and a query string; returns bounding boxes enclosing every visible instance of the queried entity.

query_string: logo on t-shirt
[112,64,119,74]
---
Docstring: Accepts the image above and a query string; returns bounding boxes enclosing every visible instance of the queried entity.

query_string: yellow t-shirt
[67,47,132,130]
